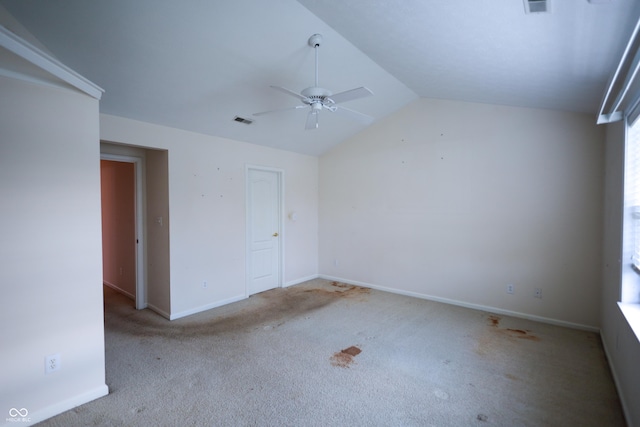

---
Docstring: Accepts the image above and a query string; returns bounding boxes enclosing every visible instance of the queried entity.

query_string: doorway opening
[100,154,146,309]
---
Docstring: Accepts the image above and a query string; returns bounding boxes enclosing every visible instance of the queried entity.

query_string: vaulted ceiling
[1,0,639,155]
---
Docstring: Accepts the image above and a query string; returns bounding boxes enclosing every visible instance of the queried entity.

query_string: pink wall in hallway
[101,160,136,297]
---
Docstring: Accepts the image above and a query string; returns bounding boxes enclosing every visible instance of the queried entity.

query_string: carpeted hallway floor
[38,279,625,426]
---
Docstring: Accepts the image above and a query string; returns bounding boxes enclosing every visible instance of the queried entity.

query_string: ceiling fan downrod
[308,34,323,88]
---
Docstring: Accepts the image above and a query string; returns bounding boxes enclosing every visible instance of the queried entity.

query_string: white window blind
[627,118,640,270]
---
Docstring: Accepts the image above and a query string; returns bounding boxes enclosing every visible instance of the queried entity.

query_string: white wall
[99,114,319,319]
[601,120,640,426]
[320,98,605,329]
[0,75,107,423]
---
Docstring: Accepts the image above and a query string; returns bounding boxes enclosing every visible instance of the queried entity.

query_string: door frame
[100,153,146,309]
[245,165,285,296]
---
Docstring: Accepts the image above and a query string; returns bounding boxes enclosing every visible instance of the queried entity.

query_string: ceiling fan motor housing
[301,86,331,98]
[301,86,333,107]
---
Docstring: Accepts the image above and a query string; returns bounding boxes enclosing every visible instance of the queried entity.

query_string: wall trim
[0,24,103,99]
[147,303,171,320]
[103,281,135,301]
[319,274,600,333]
[12,384,109,426]
[169,294,246,321]
[284,274,320,288]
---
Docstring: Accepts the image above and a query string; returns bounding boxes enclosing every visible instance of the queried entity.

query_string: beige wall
[0,75,107,421]
[99,114,319,319]
[320,98,605,329]
[145,149,171,315]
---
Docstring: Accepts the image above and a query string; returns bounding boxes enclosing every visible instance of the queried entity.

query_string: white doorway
[246,166,283,295]
[100,154,146,309]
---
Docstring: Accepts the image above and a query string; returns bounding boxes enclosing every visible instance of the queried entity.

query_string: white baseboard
[147,303,171,320]
[103,281,135,300]
[7,384,109,426]
[319,274,600,333]
[162,274,321,320]
[169,294,246,320]
[284,274,319,288]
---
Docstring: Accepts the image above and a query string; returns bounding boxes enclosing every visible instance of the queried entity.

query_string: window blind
[628,118,640,269]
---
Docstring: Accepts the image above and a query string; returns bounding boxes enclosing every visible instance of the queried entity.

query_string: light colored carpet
[38,279,624,426]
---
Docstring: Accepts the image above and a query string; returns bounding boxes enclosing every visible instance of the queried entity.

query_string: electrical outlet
[534,288,542,299]
[334,259,339,267]
[203,281,207,288]
[506,284,514,294]
[45,354,61,374]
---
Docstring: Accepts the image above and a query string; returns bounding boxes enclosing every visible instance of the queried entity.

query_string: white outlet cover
[45,353,61,374]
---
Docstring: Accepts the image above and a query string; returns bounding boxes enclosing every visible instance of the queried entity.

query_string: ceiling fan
[253,33,374,130]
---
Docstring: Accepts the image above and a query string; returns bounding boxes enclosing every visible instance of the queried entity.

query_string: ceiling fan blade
[333,105,374,125]
[305,111,319,130]
[270,85,307,102]
[329,86,373,104]
[253,104,306,116]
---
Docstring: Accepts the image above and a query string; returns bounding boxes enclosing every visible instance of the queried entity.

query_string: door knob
[273,232,279,237]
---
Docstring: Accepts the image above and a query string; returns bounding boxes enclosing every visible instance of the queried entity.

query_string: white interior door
[247,168,282,295]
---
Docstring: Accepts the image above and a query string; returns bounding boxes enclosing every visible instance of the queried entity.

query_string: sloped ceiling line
[0,24,103,99]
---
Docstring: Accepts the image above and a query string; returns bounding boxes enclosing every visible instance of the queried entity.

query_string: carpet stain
[305,282,370,299]
[505,328,540,341]
[476,315,540,355]
[477,413,489,422]
[105,282,357,339]
[330,345,362,368]
[330,281,350,288]
[486,315,539,341]
[487,315,501,327]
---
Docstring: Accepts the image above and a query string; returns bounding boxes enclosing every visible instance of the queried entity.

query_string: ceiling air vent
[233,116,253,125]
[524,0,549,13]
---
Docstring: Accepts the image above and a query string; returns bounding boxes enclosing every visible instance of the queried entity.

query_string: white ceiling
[1,0,639,156]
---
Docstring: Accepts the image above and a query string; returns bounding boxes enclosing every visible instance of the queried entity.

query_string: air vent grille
[234,116,253,125]
[524,0,549,13]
